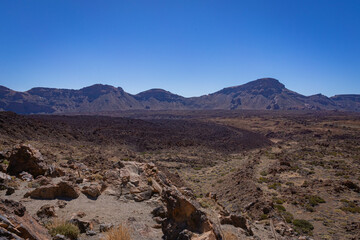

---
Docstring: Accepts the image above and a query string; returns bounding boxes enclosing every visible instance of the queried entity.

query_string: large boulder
[24,181,80,199]
[220,214,253,235]
[161,187,222,240]
[82,184,102,199]
[0,199,50,240]
[7,144,48,177]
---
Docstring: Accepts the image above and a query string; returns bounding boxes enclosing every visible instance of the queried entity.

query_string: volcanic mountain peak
[215,78,285,95]
[135,88,185,102]
[80,84,120,93]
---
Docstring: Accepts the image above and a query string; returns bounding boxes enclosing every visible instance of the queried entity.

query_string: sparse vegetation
[340,200,360,213]
[274,204,286,212]
[258,177,269,183]
[307,195,326,207]
[268,182,281,190]
[47,219,80,240]
[281,211,294,223]
[273,197,284,204]
[293,219,314,234]
[101,224,132,240]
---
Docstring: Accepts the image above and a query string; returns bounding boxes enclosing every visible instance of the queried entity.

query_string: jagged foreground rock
[161,187,222,240]
[0,199,50,239]
[0,144,225,240]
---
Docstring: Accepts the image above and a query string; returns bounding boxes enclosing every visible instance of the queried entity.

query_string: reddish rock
[162,187,221,240]
[7,144,48,177]
[82,184,102,199]
[24,181,80,199]
[0,199,50,240]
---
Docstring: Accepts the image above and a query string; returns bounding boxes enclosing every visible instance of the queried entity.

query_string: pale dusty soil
[2,181,163,240]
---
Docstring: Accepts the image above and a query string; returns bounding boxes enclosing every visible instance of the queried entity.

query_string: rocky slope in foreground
[1,78,359,114]
[0,144,311,240]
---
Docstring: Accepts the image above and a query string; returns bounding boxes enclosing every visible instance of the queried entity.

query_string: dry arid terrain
[0,110,360,240]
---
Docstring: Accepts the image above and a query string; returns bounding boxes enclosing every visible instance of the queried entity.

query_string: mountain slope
[191,78,342,110]
[134,89,192,110]
[0,78,359,114]
[331,94,360,112]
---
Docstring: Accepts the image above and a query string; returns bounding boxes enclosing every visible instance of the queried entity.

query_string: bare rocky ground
[0,110,359,240]
[1,180,163,240]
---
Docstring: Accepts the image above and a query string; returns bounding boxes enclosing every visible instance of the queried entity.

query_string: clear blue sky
[0,0,359,97]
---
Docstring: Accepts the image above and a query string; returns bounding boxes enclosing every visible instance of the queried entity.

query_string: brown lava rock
[0,199,50,240]
[24,181,80,199]
[7,144,48,177]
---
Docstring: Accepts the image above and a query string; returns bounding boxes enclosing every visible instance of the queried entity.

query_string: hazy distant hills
[0,78,359,114]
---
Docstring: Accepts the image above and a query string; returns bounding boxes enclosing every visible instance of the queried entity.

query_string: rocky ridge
[1,78,359,114]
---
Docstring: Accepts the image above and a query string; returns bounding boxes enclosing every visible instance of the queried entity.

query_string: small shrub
[293,219,314,234]
[47,219,80,240]
[2,160,9,165]
[101,224,131,240]
[340,200,360,213]
[268,182,281,190]
[307,195,326,206]
[274,204,286,212]
[305,204,315,212]
[258,177,269,183]
[260,170,268,176]
[199,199,211,208]
[281,211,294,223]
[260,214,269,220]
[340,206,360,213]
[273,198,284,204]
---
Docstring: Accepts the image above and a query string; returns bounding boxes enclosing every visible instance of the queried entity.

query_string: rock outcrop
[0,199,50,240]
[161,187,222,240]
[7,144,48,177]
[24,181,80,199]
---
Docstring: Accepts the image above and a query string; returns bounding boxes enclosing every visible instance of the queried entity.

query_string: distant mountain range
[0,78,359,114]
